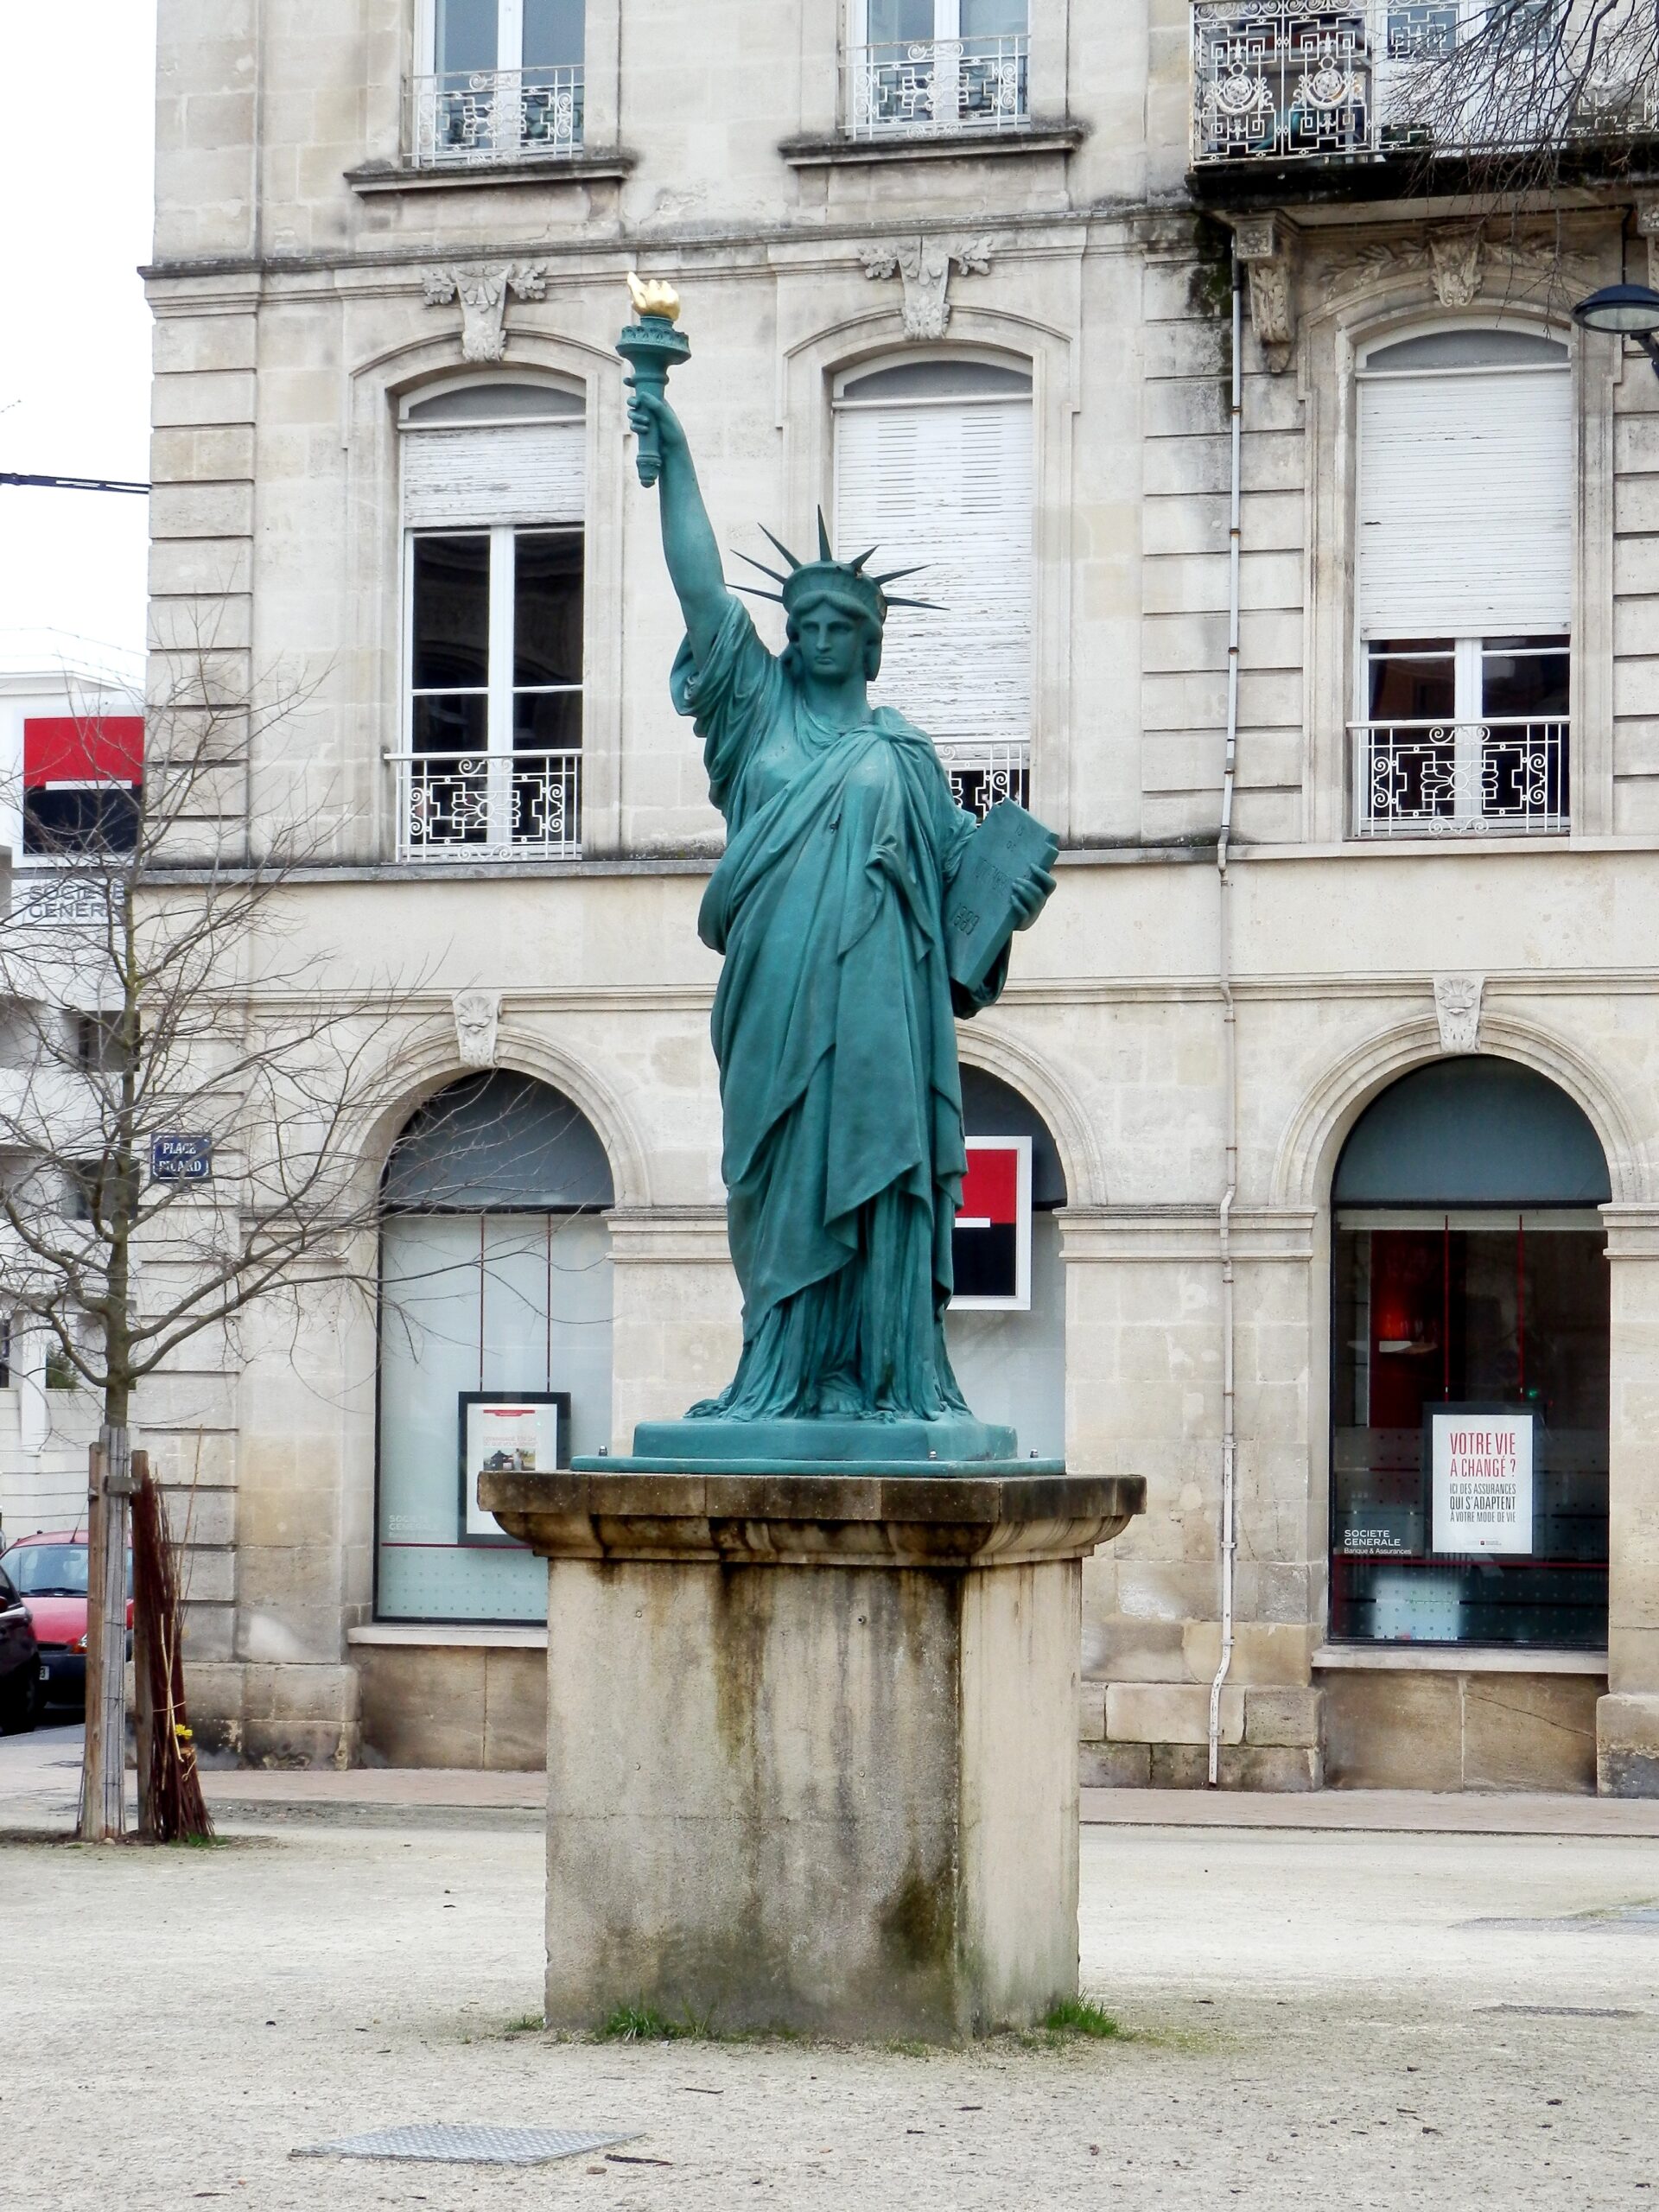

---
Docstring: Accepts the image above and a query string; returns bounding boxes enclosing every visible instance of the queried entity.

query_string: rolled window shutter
[402,420,586,530]
[834,397,1033,743]
[1357,369,1572,637]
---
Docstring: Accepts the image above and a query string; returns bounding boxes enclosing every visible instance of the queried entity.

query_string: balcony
[936,740,1030,821]
[391,749,581,862]
[1351,717,1568,836]
[1191,0,1659,168]
[410,66,584,168]
[844,35,1030,138]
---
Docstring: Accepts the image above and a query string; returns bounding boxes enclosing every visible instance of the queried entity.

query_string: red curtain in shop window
[22,716,143,787]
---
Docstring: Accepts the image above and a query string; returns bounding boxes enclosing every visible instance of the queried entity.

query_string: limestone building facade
[142,0,1659,1791]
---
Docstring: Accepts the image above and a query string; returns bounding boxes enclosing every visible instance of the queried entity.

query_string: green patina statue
[620,283,1058,1464]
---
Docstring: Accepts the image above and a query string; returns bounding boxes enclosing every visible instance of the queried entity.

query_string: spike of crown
[730,509,938,626]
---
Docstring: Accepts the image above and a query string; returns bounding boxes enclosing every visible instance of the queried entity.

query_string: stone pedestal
[481,1464,1143,2042]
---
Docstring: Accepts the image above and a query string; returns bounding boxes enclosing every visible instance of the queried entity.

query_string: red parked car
[0,1532,132,1715]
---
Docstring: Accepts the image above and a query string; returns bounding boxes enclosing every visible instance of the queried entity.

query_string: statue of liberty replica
[620,280,1058,1465]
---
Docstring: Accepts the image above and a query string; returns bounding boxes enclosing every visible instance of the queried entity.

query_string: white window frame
[397,378,585,860]
[845,0,1030,136]
[1350,324,1573,840]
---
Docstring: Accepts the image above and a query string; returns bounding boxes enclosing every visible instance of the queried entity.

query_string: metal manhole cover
[292,2124,640,2166]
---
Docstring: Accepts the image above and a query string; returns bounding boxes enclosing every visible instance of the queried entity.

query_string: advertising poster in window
[950,1136,1032,1311]
[1428,1406,1535,1556]
[458,1390,568,1546]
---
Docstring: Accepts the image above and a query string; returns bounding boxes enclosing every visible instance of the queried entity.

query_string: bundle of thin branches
[130,1465,213,1844]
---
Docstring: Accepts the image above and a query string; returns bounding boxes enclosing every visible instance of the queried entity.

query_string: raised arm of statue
[626,389,729,669]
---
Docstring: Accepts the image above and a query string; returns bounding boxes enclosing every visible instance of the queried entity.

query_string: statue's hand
[1009,861,1057,931]
[626,384,690,462]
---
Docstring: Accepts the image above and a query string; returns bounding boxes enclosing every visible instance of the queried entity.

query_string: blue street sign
[149,1133,213,1184]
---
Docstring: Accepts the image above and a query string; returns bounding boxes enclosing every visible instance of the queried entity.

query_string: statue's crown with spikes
[732,509,937,631]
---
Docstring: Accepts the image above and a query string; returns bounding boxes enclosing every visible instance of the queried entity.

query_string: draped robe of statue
[672,597,1010,1423]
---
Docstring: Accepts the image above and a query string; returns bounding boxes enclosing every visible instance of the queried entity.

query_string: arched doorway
[375,1071,613,1623]
[944,1065,1067,1459]
[1330,1057,1611,1649]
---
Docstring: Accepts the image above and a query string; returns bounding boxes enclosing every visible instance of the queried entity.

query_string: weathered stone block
[1244,1686,1323,1749]
[1107,1680,1243,1746]
[1464,1675,1598,1794]
[1597,1693,1659,1797]
[1079,1741,1152,1788]
[1077,1681,1107,1741]
[1322,1671,1462,1791]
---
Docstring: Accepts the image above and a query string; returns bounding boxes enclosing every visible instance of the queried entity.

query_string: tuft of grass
[596,2002,712,2043]
[501,2012,545,2036]
[1039,1997,1124,2041]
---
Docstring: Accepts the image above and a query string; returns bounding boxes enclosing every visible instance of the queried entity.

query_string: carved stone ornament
[1433,974,1484,1055]
[453,988,501,1070]
[1322,226,1595,308]
[860,235,995,341]
[423,261,548,363]
[1231,215,1296,374]
[1639,200,1659,292]
[1426,226,1485,308]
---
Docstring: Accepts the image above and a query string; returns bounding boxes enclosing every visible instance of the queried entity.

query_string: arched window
[1354,324,1572,837]
[1330,1058,1609,1651]
[944,1066,1066,1459]
[376,1072,613,1623]
[833,356,1033,817]
[397,378,586,862]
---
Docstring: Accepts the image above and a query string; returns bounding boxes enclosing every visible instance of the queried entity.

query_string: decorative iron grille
[936,741,1030,821]
[410,67,583,167]
[391,748,582,861]
[845,35,1030,137]
[1191,0,1659,161]
[1351,718,1567,836]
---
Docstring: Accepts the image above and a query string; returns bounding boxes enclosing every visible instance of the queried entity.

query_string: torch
[617,272,690,489]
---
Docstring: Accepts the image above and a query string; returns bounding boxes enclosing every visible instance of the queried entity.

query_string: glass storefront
[1327,1058,1611,1651]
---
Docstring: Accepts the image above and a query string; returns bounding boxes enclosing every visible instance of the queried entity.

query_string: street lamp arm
[0,472,151,495]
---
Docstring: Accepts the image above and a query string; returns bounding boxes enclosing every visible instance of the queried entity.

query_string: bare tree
[0,651,423,1840]
[1398,0,1658,189]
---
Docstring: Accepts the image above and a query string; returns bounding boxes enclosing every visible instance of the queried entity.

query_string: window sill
[779,123,1084,168]
[1313,1643,1607,1675]
[351,1622,547,1649]
[346,149,636,196]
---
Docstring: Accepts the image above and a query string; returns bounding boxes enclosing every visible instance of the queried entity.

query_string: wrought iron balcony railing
[1192,0,1659,164]
[410,66,584,167]
[845,35,1030,138]
[1351,717,1568,836]
[936,741,1030,822]
[391,748,582,861]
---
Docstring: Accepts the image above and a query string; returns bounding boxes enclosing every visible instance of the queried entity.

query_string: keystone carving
[1426,226,1485,308]
[860,234,995,341]
[1433,974,1484,1055]
[1232,215,1296,375]
[453,988,501,1069]
[423,261,548,363]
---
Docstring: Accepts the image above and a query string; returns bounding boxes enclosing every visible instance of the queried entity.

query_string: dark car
[0,1563,41,1733]
[0,1534,132,1714]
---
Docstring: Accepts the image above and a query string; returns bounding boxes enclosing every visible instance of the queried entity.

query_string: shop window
[1330,1058,1611,1650]
[1353,326,1572,836]
[397,380,586,861]
[944,1066,1065,1459]
[376,1071,613,1623]
[832,357,1033,819]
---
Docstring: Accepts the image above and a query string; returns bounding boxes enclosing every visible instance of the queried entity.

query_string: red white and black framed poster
[950,1136,1033,1311]
[458,1390,569,1546]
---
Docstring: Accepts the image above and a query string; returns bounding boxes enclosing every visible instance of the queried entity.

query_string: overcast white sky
[0,3,156,683]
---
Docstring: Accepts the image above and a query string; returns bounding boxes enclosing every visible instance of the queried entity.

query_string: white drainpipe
[1207,244,1243,1787]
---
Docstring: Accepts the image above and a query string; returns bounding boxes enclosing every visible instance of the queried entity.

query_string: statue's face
[794,606,866,686]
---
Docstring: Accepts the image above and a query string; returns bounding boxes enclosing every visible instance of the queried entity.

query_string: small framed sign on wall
[458,1390,569,1547]
[950,1136,1033,1311]
[1427,1404,1535,1557]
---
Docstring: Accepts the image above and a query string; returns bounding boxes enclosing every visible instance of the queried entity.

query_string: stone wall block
[1243,1687,1323,1749]
[1077,1683,1107,1741]
[1463,1675,1598,1793]
[1079,1742,1152,1788]
[1597,1693,1659,1796]
[1322,1671,1462,1790]
[359,1646,487,1768]
[483,1649,550,1772]
[1107,1681,1243,1745]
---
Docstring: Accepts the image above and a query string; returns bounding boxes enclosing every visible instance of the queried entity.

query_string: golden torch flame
[626,270,681,322]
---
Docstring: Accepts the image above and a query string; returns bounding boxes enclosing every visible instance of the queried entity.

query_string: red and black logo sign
[951,1137,1032,1310]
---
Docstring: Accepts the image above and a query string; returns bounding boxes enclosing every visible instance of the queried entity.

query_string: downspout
[1206,243,1243,1787]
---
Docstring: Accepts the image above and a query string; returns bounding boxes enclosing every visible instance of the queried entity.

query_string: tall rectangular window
[398,383,585,861]
[417,0,585,164]
[1353,326,1573,837]
[847,0,1029,137]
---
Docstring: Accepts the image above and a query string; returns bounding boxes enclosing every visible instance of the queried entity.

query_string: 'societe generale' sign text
[1429,1408,1535,1555]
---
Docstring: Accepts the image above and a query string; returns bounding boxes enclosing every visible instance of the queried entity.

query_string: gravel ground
[3,1777,1657,2210]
